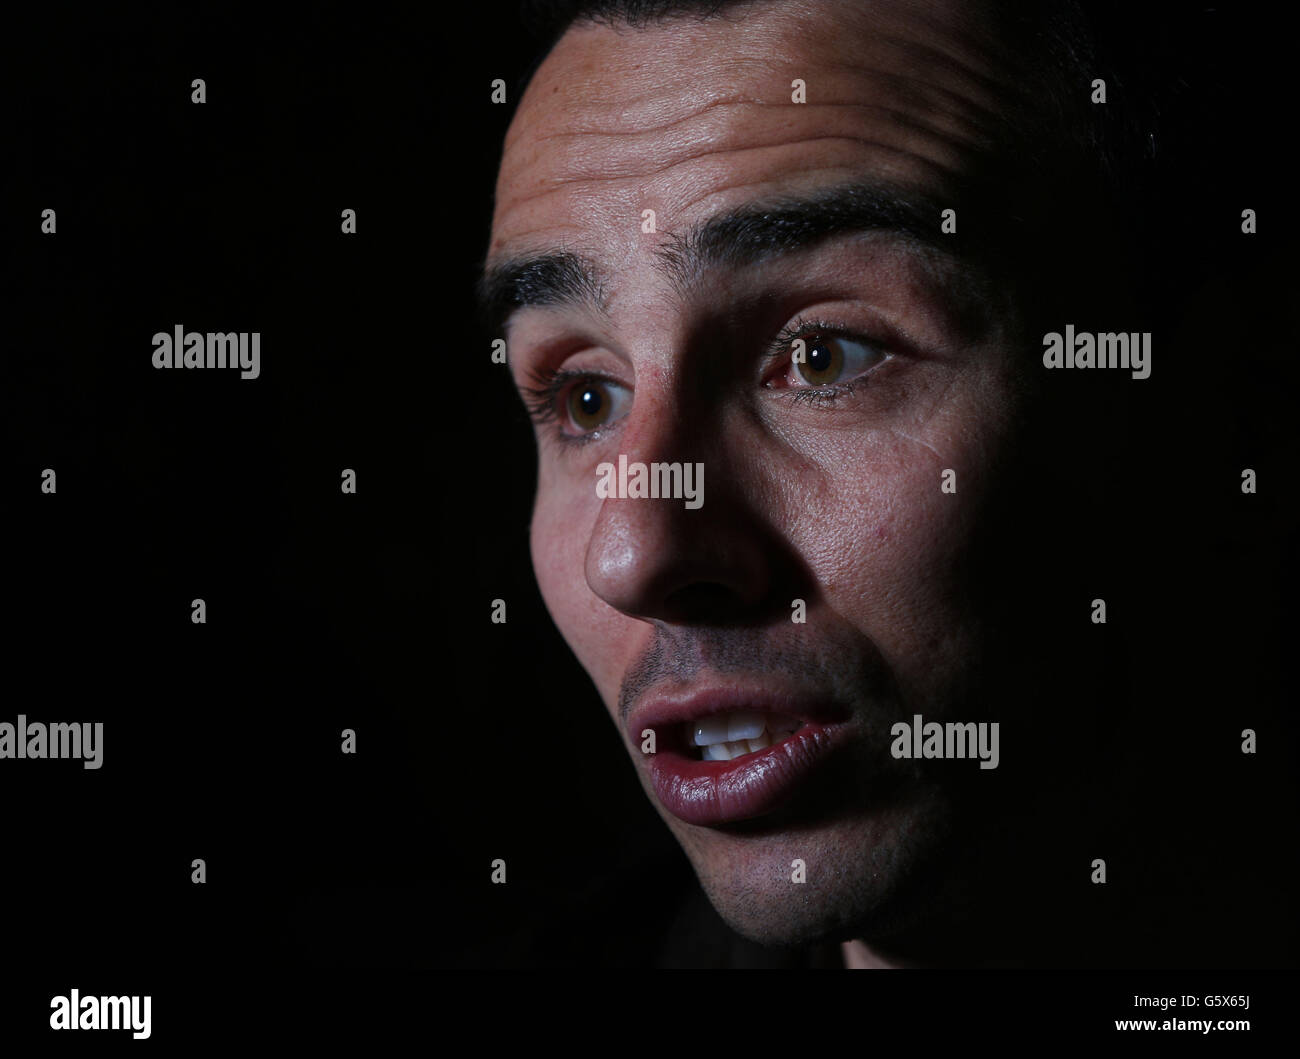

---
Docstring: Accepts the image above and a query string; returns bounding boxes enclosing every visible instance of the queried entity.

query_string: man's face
[488,0,1040,945]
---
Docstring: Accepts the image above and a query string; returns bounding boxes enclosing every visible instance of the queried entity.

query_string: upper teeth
[686,711,802,761]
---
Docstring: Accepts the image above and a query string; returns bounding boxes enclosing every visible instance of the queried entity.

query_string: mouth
[681,710,804,760]
[630,689,853,827]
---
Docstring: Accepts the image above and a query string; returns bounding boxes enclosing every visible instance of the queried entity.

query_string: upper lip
[627,681,851,743]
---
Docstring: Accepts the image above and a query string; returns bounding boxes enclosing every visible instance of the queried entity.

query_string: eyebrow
[477,250,606,337]
[477,181,959,336]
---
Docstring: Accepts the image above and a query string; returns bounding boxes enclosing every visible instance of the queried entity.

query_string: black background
[3,0,1297,1014]
[5,0,672,979]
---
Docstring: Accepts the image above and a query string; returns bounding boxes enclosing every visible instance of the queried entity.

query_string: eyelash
[520,318,889,437]
[763,316,889,407]
[520,367,620,443]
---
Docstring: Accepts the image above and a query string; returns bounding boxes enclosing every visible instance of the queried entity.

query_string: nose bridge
[585,378,704,561]
[582,363,780,623]
[621,363,701,465]
[602,261,720,459]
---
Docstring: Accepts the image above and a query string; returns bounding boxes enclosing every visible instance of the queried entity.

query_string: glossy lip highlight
[628,685,854,827]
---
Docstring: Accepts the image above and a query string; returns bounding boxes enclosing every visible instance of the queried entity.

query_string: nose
[583,409,777,626]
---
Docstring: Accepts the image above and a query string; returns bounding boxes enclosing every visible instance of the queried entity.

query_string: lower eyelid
[782,376,869,402]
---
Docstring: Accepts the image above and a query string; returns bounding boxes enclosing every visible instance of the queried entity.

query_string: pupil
[578,387,603,417]
[808,342,832,372]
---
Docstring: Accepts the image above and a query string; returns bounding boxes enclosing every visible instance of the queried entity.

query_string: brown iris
[567,381,611,431]
[793,336,847,386]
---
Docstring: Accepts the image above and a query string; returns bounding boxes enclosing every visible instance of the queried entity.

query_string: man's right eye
[522,369,633,439]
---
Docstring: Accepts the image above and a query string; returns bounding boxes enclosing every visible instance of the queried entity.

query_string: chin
[674,796,955,948]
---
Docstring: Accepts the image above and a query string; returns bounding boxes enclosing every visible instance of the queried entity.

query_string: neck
[841,939,904,969]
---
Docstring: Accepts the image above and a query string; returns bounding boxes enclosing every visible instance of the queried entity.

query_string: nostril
[660,582,753,624]
[582,481,779,623]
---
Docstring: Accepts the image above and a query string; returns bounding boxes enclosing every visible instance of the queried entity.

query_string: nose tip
[583,475,775,625]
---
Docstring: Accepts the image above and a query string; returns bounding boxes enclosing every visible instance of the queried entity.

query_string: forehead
[489,0,1023,266]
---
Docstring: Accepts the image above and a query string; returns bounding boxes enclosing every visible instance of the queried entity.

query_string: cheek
[795,432,988,663]
[799,357,1017,629]
[529,487,627,693]
[530,490,586,632]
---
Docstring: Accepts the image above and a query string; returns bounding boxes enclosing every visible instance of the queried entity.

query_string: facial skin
[487,0,1070,957]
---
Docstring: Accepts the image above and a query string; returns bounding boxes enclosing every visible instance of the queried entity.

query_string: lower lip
[645,723,851,827]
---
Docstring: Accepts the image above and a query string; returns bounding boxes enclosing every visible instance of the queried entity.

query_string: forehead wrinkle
[512,133,969,203]
[865,23,1015,101]
[520,95,1002,162]
[510,59,1009,171]
[514,7,1016,143]
[516,63,1000,144]
[501,84,1013,214]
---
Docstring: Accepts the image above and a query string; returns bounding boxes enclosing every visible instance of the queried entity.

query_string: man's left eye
[786,335,888,388]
